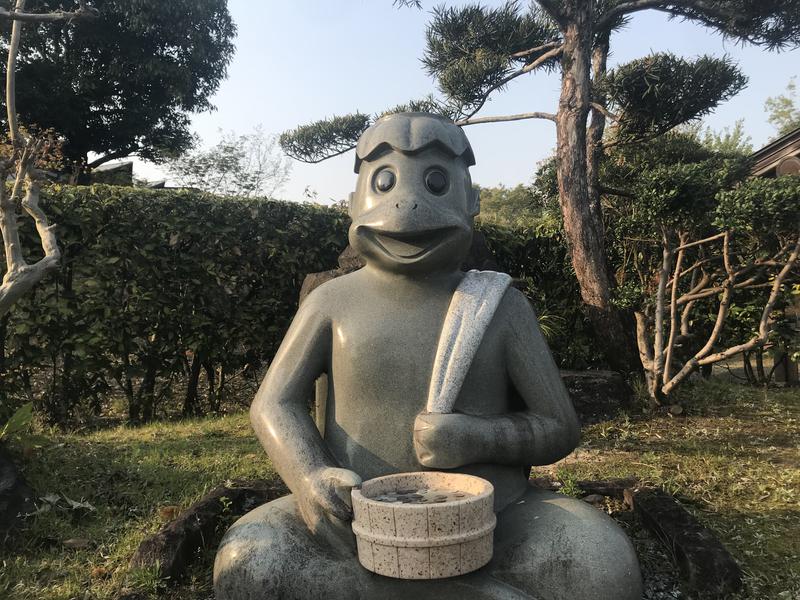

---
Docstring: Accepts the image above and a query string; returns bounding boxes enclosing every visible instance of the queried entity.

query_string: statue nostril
[412,204,418,210]
[395,203,400,209]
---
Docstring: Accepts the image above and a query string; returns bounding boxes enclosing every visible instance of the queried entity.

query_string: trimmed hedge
[478,223,597,369]
[1,186,348,422]
[0,185,588,424]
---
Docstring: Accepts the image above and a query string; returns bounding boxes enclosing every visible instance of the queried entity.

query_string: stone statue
[214,113,642,599]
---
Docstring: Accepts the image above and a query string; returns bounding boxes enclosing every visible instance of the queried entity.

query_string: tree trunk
[0,313,8,406]
[555,2,637,372]
[204,361,216,413]
[204,365,227,415]
[120,338,138,422]
[126,377,138,422]
[742,351,755,384]
[68,153,90,185]
[755,348,766,384]
[183,352,203,417]
[215,366,226,414]
[586,30,609,233]
[56,262,76,424]
[138,361,157,422]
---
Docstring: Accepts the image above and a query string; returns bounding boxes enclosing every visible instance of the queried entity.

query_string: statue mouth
[364,226,456,261]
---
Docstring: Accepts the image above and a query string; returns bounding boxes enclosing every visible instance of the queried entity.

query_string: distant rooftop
[751,127,800,177]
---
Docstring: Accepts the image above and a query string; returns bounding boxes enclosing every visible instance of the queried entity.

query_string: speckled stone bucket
[351,472,496,579]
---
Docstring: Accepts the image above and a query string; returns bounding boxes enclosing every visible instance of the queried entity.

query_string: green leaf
[1,403,34,440]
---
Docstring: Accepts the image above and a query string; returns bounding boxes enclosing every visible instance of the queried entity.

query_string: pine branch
[288,144,356,165]
[596,1,729,31]
[536,0,566,26]
[460,44,563,122]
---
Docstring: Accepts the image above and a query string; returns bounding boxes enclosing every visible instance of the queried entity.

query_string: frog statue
[214,113,643,600]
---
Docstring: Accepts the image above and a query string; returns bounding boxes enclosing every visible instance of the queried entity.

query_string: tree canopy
[1,0,236,175]
[280,0,800,371]
[531,126,799,397]
[281,1,800,163]
[166,127,292,198]
[765,77,800,137]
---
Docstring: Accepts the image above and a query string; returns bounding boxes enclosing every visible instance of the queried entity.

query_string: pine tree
[280,1,800,370]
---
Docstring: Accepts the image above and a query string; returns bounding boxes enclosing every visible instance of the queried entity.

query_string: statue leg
[215,494,543,600]
[488,486,643,600]
[214,495,364,600]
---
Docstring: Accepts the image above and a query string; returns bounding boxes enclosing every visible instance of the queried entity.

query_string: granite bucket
[351,471,496,579]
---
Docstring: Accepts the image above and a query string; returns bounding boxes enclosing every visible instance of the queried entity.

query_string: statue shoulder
[495,284,538,326]
[297,271,361,319]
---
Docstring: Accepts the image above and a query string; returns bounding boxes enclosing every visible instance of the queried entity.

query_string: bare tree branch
[590,102,621,123]
[675,231,726,251]
[5,0,26,148]
[650,230,673,397]
[0,155,61,316]
[679,299,695,336]
[520,44,564,76]
[291,106,558,164]
[510,40,562,59]
[87,146,137,170]
[0,1,89,316]
[658,231,800,395]
[635,311,655,372]
[676,260,778,305]
[21,178,60,266]
[661,231,734,393]
[457,111,557,126]
[693,233,800,366]
[0,168,24,273]
[667,257,716,286]
[599,185,635,198]
[0,3,97,23]
[663,232,686,384]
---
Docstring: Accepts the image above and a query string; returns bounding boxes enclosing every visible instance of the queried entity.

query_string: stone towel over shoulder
[426,270,512,414]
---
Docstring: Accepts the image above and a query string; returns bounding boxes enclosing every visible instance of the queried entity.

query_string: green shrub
[478,223,599,367]
[0,185,591,425]
[0,185,348,423]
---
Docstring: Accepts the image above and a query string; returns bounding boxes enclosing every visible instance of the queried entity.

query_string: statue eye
[424,168,448,195]
[374,168,396,193]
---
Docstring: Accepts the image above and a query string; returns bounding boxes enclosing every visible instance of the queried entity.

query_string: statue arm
[481,288,581,465]
[250,290,360,524]
[415,288,580,469]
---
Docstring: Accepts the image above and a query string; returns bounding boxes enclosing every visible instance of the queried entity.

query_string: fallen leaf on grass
[158,505,182,521]
[91,566,109,579]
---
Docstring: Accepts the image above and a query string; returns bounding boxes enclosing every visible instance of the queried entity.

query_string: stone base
[214,484,643,600]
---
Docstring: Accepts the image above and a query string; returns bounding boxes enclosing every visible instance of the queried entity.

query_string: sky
[135,0,800,204]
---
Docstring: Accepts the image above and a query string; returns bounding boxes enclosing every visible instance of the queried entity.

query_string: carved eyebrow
[361,140,461,164]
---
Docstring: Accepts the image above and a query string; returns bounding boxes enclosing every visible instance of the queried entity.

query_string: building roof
[751,126,800,177]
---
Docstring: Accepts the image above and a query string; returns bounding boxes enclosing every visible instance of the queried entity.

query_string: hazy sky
[136,1,799,203]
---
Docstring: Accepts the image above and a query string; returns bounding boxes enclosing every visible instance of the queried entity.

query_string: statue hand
[413,412,481,469]
[299,467,362,532]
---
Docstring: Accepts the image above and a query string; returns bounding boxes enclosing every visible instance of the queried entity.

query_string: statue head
[348,112,479,274]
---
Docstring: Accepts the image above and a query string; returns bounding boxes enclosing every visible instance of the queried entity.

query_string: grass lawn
[1,379,797,599]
